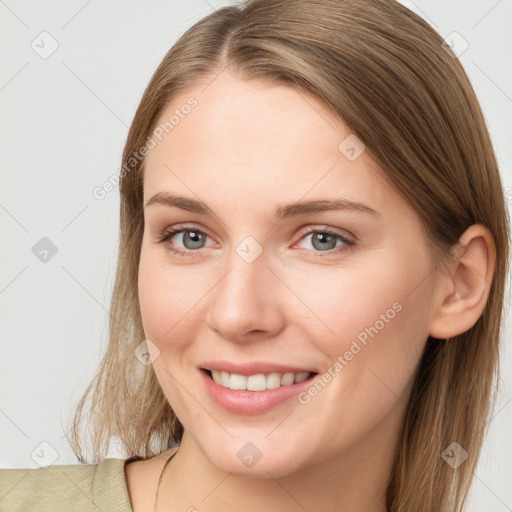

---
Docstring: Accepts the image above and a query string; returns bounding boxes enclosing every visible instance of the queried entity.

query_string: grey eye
[173,230,208,250]
[308,232,338,251]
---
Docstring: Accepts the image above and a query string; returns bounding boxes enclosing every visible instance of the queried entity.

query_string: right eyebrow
[144,192,213,215]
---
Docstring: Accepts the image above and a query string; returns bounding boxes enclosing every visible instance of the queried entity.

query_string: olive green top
[0,457,135,512]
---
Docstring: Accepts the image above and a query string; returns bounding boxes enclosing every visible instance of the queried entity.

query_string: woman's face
[138,71,440,477]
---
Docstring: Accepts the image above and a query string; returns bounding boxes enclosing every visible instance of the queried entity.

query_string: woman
[1,0,509,511]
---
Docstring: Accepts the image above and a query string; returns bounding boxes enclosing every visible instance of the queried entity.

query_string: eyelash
[155,224,355,258]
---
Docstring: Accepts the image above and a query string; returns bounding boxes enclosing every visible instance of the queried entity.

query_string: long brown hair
[68,1,511,510]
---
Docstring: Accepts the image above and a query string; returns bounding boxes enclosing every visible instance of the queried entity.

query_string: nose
[205,245,285,344]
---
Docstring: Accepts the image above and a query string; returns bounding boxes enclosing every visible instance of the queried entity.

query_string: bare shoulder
[125,448,178,512]
[125,457,155,511]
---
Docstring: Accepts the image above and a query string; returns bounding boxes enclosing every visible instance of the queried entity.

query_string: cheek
[286,258,415,350]
[138,247,186,344]
[304,239,432,350]
[294,248,432,396]
[138,246,214,353]
[137,249,205,412]
[289,267,431,455]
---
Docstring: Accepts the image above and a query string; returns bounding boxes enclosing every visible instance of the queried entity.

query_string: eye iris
[183,230,205,250]
[311,232,337,251]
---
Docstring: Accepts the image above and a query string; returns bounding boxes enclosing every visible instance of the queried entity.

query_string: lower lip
[200,369,318,415]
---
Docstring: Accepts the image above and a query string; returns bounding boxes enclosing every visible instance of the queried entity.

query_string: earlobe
[428,224,496,340]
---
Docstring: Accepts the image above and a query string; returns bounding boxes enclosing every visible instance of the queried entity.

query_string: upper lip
[201,360,317,376]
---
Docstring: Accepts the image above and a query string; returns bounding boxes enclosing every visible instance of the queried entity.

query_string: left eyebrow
[274,198,381,220]
[144,192,381,219]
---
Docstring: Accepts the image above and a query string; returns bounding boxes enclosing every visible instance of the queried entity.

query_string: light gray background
[1,1,511,510]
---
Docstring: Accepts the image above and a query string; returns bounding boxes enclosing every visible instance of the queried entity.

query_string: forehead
[142,72,400,217]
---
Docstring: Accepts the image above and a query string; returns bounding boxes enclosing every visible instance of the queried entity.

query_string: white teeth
[266,372,282,389]
[281,372,295,386]
[209,369,312,391]
[230,373,247,390]
[220,371,230,387]
[247,374,267,391]
[294,372,310,383]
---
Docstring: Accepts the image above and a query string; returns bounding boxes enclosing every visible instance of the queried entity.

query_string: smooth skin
[125,71,495,512]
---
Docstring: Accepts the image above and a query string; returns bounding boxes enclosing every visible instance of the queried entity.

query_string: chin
[200,440,306,479]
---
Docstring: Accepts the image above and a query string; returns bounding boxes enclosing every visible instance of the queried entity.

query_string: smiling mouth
[201,368,318,392]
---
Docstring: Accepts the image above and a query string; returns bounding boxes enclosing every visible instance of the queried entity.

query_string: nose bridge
[205,236,284,340]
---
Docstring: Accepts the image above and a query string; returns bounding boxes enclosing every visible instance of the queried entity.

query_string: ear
[428,224,496,340]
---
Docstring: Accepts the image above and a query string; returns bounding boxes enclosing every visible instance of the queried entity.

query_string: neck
[155,413,401,512]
